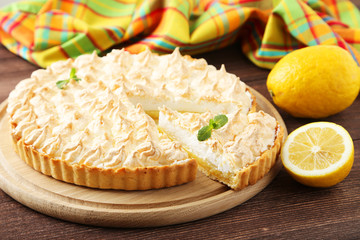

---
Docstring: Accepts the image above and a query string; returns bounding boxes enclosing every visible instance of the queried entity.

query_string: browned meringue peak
[158,106,278,172]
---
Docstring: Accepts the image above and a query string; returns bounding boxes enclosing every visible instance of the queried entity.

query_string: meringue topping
[8,48,255,169]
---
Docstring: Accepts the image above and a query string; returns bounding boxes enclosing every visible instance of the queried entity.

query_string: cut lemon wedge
[281,122,354,187]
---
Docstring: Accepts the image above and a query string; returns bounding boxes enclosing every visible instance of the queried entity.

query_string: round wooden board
[0,88,287,228]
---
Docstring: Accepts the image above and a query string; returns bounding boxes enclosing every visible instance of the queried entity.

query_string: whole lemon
[267,45,360,118]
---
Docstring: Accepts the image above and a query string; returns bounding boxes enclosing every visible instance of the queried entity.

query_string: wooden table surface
[1,18,360,240]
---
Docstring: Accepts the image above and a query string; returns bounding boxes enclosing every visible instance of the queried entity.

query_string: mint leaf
[70,67,76,78]
[197,125,213,141]
[56,67,81,89]
[197,114,228,141]
[209,118,217,129]
[213,115,228,129]
[56,80,69,89]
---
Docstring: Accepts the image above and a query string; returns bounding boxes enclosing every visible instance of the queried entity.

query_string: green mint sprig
[56,67,81,89]
[197,114,228,141]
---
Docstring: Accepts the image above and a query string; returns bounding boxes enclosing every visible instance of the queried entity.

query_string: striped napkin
[0,0,359,68]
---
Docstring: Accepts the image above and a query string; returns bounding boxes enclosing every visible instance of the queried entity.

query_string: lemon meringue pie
[7,48,281,190]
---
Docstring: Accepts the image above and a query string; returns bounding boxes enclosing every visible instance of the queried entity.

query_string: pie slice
[159,107,284,190]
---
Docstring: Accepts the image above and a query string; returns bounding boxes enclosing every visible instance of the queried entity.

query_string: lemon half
[281,122,354,187]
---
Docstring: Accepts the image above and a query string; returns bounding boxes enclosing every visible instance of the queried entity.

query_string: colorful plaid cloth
[0,0,359,69]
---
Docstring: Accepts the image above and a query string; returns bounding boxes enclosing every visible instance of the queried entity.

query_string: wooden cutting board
[0,88,287,228]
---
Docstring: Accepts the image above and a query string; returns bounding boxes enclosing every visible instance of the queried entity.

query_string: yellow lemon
[267,45,360,118]
[281,122,354,187]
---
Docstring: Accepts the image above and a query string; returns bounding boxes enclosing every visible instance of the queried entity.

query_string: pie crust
[10,134,198,190]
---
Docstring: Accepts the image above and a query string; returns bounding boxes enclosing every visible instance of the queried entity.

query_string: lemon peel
[267,45,360,118]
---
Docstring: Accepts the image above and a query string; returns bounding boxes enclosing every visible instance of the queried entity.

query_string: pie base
[11,136,198,190]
